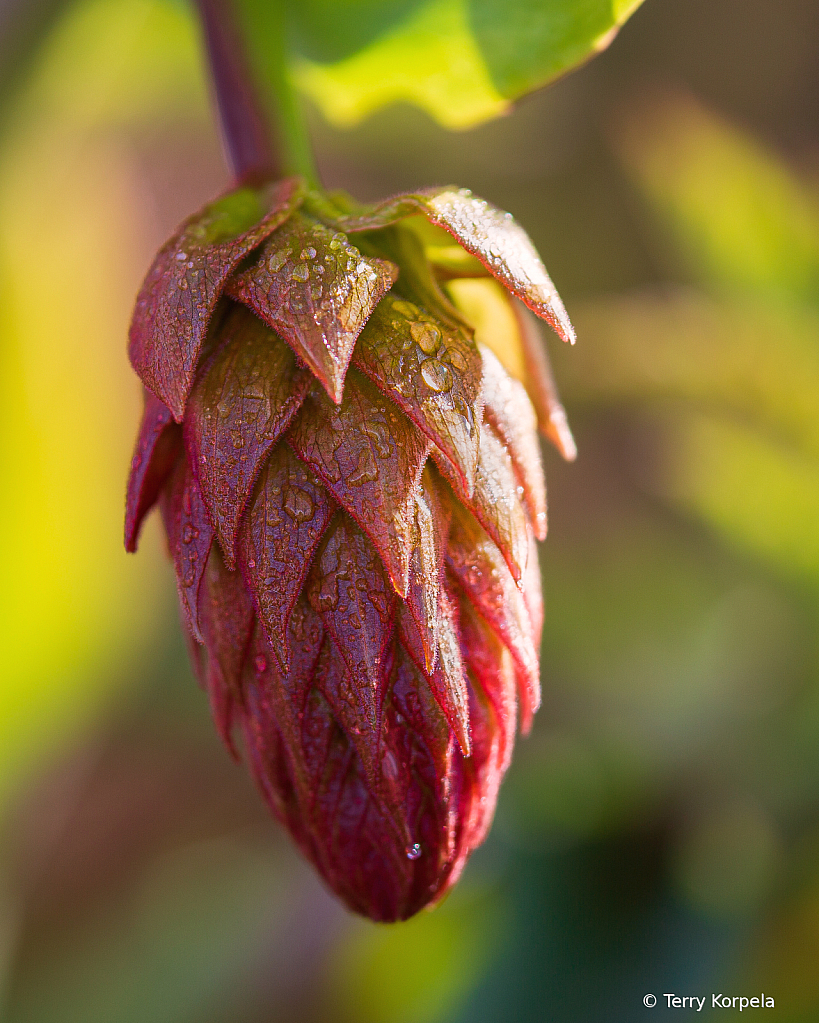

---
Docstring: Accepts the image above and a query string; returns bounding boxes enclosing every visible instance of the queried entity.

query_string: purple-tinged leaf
[185,304,311,566]
[198,546,255,756]
[480,344,547,539]
[199,546,255,694]
[306,515,397,739]
[237,443,335,668]
[427,589,471,757]
[457,596,518,760]
[445,498,540,724]
[129,178,302,420]
[458,680,504,851]
[226,212,397,403]
[287,371,431,595]
[243,602,326,812]
[160,456,214,642]
[435,423,529,583]
[353,293,482,493]
[403,467,452,673]
[125,390,182,552]
[338,187,575,345]
[388,641,455,797]
[513,302,577,461]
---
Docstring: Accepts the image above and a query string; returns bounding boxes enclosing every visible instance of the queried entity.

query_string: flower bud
[125,179,574,920]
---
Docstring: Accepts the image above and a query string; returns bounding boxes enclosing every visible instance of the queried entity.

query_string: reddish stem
[196,0,279,183]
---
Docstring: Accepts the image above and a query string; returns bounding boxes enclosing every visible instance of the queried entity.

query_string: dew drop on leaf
[420,358,454,392]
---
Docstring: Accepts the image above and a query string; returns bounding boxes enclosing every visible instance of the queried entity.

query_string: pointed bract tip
[545,406,578,463]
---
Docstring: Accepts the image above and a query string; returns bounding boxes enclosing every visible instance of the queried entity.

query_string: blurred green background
[2,0,819,1019]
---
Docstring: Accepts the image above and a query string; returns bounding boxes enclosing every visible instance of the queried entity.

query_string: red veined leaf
[125,390,182,552]
[185,304,311,565]
[197,546,255,756]
[287,370,431,595]
[242,603,327,814]
[159,456,214,642]
[403,467,452,673]
[513,302,577,461]
[522,526,544,656]
[445,499,540,724]
[226,211,397,403]
[129,178,301,420]
[480,344,547,539]
[457,596,518,761]
[353,292,482,494]
[458,679,505,852]
[435,423,529,583]
[337,187,575,345]
[427,588,471,757]
[306,515,397,741]
[237,443,335,668]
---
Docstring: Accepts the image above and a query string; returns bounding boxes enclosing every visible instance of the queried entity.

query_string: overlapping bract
[125,177,574,921]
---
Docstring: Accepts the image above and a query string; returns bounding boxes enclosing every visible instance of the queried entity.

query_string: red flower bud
[125,179,574,921]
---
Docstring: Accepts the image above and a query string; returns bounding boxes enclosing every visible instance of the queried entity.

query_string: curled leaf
[159,456,215,642]
[338,187,575,343]
[125,390,182,552]
[481,344,547,539]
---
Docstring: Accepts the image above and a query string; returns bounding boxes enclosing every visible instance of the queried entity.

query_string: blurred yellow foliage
[0,0,212,803]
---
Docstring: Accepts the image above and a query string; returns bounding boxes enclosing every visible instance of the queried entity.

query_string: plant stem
[196,0,319,187]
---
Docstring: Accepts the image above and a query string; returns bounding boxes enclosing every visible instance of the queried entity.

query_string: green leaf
[562,293,819,465]
[281,0,645,129]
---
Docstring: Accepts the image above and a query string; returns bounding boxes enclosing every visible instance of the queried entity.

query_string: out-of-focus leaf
[222,0,638,139]
[282,0,644,130]
[327,883,504,1023]
[661,411,819,589]
[0,0,215,804]
[3,838,288,1023]
[617,95,819,304]
[564,293,819,464]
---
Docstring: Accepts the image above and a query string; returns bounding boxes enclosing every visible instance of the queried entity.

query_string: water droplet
[410,320,441,354]
[291,264,310,283]
[267,249,288,273]
[420,358,453,393]
[382,750,399,782]
[406,843,422,860]
[175,251,187,261]
[444,347,468,372]
[284,486,315,523]
[361,420,392,459]
[254,654,267,673]
[300,246,317,260]
[391,299,417,319]
[230,429,244,449]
